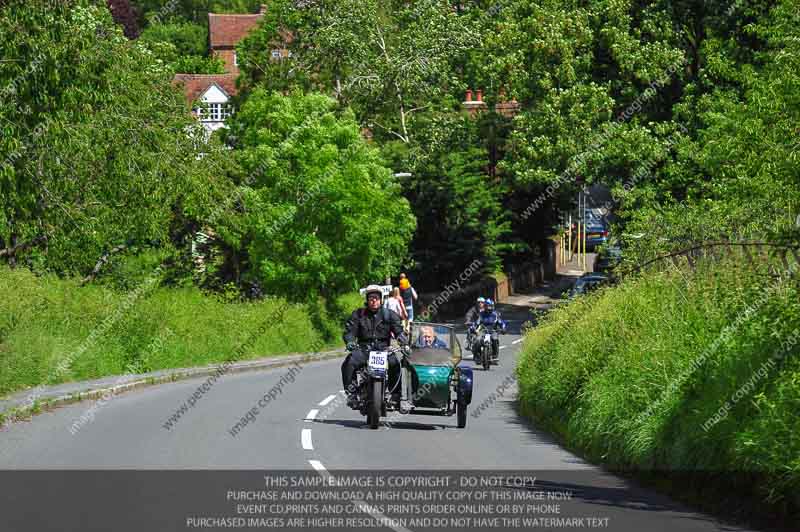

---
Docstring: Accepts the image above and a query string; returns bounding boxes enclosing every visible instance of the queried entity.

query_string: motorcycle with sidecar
[350,322,473,429]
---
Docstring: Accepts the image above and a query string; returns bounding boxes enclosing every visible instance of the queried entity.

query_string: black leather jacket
[343,306,407,349]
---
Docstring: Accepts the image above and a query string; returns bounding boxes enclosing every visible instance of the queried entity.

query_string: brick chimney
[494,89,520,118]
[462,88,487,117]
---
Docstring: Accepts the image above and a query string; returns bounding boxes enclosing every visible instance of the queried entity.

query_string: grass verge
[0,266,360,397]
[516,258,800,527]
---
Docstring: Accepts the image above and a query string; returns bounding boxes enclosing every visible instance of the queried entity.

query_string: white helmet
[364,284,383,303]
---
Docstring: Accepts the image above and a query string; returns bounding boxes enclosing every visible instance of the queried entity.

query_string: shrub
[517,256,800,521]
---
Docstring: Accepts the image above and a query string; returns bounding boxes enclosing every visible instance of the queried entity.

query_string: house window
[196,103,231,122]
[233,52,238,66]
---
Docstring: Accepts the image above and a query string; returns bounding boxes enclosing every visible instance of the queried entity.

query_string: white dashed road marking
[512,338,523,345]
[308,459,327,473]
[318,394,337,406]
[301,428,313,450]
[302,393,413,532]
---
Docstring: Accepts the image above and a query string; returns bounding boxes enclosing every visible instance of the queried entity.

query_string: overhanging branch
[0,235,47,259]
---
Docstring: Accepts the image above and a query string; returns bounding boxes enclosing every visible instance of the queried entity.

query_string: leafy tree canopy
[219,90,416,300]
[0,0,229,274]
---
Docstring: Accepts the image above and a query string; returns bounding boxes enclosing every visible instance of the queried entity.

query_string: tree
[238,0,480,144]
[0,0,228,275]
[138,20,208,56]
[621,0,800,261]
[133,0,264,26]
[108,0,140,38]
[219,90,416,299]
[137,20,226,74]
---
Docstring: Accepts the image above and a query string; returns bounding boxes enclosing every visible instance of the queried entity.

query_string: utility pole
[579,188,585,271]
[575,176,586,272]
[568,213,572,264]
[581,193,585,271]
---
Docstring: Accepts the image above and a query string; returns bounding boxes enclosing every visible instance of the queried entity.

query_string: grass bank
[517,258,800,525]
[0,266,360,397]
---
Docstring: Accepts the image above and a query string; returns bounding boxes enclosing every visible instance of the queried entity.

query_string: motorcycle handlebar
[354,342,407,353]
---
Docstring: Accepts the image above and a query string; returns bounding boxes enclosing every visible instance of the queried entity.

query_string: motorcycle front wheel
[483,346,491,371]
[367,379,382,429]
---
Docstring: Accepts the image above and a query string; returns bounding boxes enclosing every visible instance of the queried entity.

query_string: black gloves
[346,342,358,352]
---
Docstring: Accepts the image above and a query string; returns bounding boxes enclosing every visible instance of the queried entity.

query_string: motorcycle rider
[464,297,486,350]
[469,299,507,363]
[342,285,408,408]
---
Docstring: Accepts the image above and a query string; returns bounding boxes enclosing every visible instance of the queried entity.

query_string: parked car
[568,273,608,298]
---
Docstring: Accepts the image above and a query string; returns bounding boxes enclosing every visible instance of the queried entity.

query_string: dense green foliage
[4,0,798,297]
[620,1,800,262]
[139,21,207,55]
[239,0,479,144]
[1,0,412,300]
[133,0,264,25]
[219,90,416,300]
[0,265,360,396]
[517,256,800,521]
[402,116,516,277]
[481,0,800,261]
[138,20,225,73]
[234,0,800,286]
[237,0,515,283]
[0,0,229,275]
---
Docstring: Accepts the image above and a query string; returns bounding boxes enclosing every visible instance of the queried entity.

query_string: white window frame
[196,102,231,123]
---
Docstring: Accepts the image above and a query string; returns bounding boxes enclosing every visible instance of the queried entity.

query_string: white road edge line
[512,338,523,345]
[318,394,337,406]
[499,345,507,350]
[305,409,319,422]
[301,428,313,450]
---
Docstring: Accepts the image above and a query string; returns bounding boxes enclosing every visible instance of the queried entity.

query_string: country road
[0,323,757,532]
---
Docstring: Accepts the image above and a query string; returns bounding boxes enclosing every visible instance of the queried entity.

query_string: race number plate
[484,334,491,343]
[368,351,389,372]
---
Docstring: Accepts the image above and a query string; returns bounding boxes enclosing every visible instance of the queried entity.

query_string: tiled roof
[208,13,263,48]
[172,74,238,103]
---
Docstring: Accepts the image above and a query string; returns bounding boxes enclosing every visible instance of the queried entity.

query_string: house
[173,73,238,135]
[208,7,266,75]
[172,4,271,135]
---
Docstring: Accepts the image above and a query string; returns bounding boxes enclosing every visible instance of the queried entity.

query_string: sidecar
[396,322,473,428]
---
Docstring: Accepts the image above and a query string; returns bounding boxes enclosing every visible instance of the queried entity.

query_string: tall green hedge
[517,257,800,522]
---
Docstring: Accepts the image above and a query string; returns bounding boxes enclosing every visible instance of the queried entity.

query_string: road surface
[0,325,755,532]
